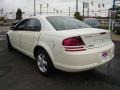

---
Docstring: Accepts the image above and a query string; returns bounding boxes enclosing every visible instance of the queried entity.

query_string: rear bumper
[54,43,114,72]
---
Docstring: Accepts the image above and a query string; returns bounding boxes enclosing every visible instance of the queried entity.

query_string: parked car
[83,18,100,28]
[114,20,120,34]
[7,16,114,75]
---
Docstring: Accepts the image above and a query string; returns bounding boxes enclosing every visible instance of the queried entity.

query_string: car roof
[27,15,72,19]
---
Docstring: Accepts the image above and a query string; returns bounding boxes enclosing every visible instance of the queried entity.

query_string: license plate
[102,51,108,60]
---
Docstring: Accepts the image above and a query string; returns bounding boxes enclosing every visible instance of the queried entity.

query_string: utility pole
[76,0,78,12]
[13,9,15,19]
[47,3,49,15]
[112,0,117,31]
[34,0,36,16]
[69,6,71,16]
[69,0,71,16]
[113,0,116,9]
[40,4,42,14]
[87,3,89,17]
[83,2,85,18]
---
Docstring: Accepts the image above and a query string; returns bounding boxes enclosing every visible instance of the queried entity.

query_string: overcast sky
[0,0,115,18]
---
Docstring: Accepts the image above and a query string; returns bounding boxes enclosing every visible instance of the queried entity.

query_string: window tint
[15,19,28,30]
[46,16,91,30]
[25,18,41,31]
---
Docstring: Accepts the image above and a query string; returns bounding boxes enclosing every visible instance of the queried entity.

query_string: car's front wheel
[36,49,55,76]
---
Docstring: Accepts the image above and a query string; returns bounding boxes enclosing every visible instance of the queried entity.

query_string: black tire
[36,49,55,76]
[7,35,14,51]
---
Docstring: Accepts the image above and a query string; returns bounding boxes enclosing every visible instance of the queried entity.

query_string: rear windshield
[46,16,91,30]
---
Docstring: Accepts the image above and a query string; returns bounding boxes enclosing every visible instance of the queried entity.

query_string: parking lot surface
[0,26,120,90]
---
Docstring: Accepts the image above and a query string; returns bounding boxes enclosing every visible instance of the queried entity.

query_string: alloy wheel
[37,53,48,73]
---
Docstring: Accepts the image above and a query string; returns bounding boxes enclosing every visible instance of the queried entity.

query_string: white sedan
[7,16,114,75]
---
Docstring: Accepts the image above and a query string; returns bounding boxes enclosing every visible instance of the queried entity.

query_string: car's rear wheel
[36,49,55,76]
[7,35,14,51]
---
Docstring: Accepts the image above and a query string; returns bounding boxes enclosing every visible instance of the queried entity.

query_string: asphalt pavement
[0,26,120,90]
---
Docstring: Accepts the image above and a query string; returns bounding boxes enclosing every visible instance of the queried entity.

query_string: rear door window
[25,18,41,31]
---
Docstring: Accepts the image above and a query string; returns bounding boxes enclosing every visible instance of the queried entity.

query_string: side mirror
[10,27,15,30]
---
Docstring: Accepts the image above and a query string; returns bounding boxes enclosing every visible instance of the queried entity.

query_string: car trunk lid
[80,31,111,49]
[57,28,111,49]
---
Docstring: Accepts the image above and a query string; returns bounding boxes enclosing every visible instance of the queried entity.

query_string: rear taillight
[62,36,86,51]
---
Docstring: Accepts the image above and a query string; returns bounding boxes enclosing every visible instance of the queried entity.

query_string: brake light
[62,36,85,46]
[62,36,86,51]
